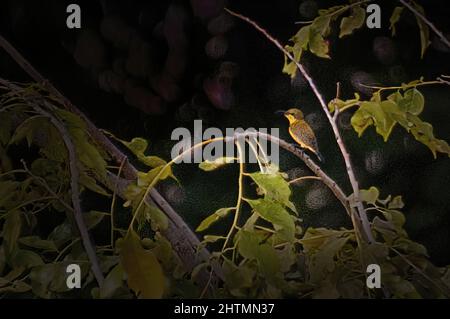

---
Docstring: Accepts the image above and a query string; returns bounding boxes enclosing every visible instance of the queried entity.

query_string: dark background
[0,0,449,265]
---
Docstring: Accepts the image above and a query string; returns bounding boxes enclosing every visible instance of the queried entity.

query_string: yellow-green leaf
[339,6,366,38]
[248,171,296,213]
[411,1,430,58]
[120,231,165,299]
[199,157,235,171]
[246,198,296,243]
[196,207,234,232]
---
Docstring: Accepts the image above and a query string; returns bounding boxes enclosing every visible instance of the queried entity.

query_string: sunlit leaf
[248,171,296,213]
[339,6,366,38]
[398,88,424,115]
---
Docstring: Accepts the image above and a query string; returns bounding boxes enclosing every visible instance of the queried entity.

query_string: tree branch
[0,34,222,288]
[225,8,375,243]
[0,79,105,285]
[399,0,450,49]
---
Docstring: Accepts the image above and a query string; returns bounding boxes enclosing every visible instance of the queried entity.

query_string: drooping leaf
[309,31,330,59]
[390,6,404,36]
[120,231,165,299]
[411,1,430,58]
[339,6,366,38]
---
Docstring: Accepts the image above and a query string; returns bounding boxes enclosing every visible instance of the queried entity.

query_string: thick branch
[0,34,221,288]
[226,8,375,243]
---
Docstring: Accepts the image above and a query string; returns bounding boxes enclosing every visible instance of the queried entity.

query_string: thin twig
[399,0,450,49]
[226,8,374,243]
[289,176,322,185]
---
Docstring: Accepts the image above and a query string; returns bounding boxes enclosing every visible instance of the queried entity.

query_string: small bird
[276,108,325,162]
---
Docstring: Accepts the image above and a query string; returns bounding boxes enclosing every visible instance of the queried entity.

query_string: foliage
[329,80,450,158]
[284,0,431,78]
[0,83,182,298]
[1,0,450,300]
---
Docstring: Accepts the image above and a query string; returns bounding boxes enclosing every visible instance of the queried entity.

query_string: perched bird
[277,108,325,162]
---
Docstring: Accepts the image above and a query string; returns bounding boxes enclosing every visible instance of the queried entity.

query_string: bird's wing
[289,121,319,154]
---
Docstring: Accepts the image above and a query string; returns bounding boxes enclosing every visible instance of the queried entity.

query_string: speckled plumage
[283,108,324,162]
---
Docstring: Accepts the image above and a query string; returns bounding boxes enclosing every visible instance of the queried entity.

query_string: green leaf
[9,115,48,147]
[100,263,125,299]
[301,228,350,283]
[388,196,404,209]
[411,1,430,58]
[339,6,366,38]
[351,101,397,141]
[201,235,225,245]
[10,249,44,269]
[48,221,72,249]
[137,165,174,187]
[398,88,424,115]
[79,172,110,196]
[0,181,19,208]
[83,210,108,230]
[222,260,256,296]
[199,157,235,171]
[389,7,404,36]
[236,230,264,260]
[360,186,380,205]
[292,25,310,49]
[248,171,296,213]
[120,231,165,298]
[143,204,168,231]
[18,236,57,251]
[0,281,31,294]
[311,15,331,36]
[3,210,21,256]
[236,230,281,283]
[246,198,296,243]
[29,264,56,299]
[115,137,167,168]
[309,31,330,59]
[196,207,234,232]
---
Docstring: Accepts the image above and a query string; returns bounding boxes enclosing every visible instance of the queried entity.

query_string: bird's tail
[316,151,325,163]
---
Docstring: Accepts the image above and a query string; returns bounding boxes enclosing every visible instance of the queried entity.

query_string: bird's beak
[274,110,285,115]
